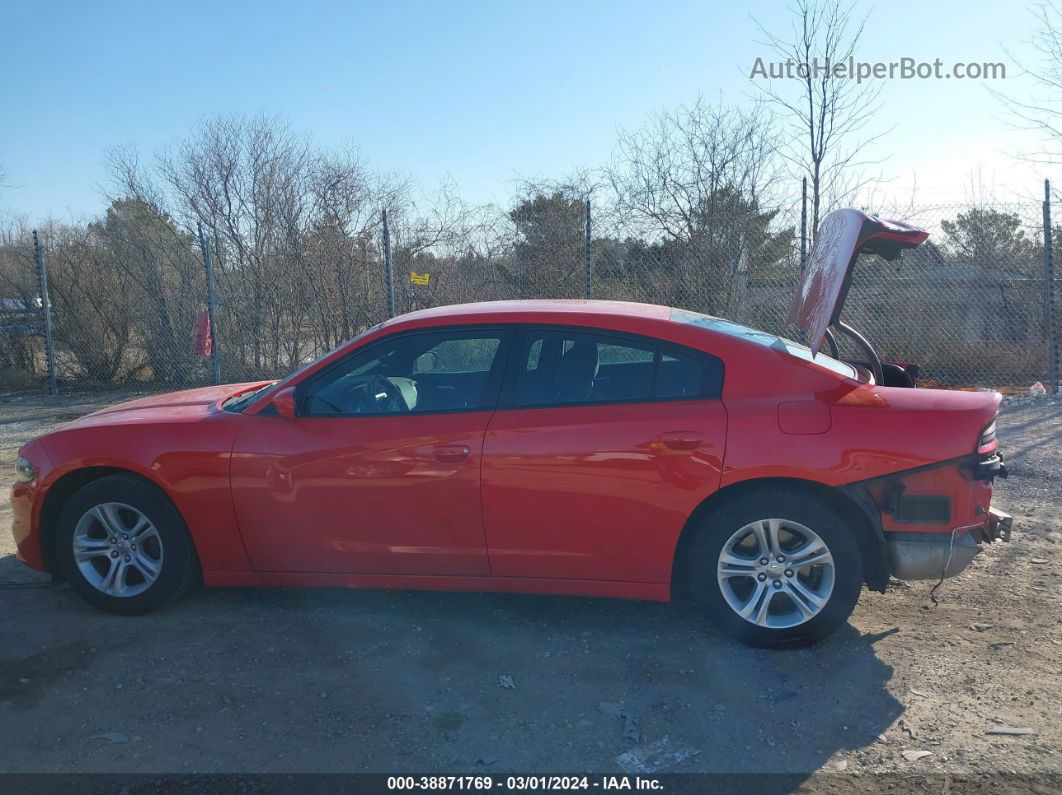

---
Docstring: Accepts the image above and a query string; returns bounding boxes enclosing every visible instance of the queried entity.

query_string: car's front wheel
[55,474,198,615]
[687,487,864,648]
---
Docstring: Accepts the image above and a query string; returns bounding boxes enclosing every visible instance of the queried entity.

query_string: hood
[789,209,928,355]
[62,382,273,429]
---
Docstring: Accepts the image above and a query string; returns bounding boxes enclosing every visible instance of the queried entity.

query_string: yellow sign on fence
[410,271,430,286]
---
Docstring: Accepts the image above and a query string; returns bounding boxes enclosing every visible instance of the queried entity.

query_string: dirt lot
[0,391,1059,786]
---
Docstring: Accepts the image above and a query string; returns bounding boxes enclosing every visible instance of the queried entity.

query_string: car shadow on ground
[0,553,51,585]
[0,580,903,777]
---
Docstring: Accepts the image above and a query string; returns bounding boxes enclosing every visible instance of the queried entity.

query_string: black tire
[686,487,863,649]
[54,474,198,615]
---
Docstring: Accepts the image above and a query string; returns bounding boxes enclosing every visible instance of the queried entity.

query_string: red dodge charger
[9,209,1012,647]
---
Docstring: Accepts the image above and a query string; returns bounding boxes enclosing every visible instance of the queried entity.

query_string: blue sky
[0,0,1053,221]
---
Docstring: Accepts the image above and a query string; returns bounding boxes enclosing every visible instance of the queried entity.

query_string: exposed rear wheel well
[671,477,887,600]
[39,468,178,580]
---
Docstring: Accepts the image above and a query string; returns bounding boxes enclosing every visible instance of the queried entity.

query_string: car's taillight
[977,417,998,455]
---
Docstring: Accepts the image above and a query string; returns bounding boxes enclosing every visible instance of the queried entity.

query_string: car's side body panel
[11,300,1005,600]
[703,327,999,492]
[481,399,726,583]
[202,569,672,600]
[229,411,495,575]
[721,394,999,489]
[28,400,253,574]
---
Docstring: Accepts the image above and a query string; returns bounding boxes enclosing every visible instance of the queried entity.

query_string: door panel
[229,326,513,576]
[481,400,727,583]
[231,412,493,574]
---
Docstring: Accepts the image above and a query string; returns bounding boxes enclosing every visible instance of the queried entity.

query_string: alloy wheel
[716,518,835,629]
[72,502,164,598]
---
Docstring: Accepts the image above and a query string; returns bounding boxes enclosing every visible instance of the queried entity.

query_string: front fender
[35,416,253,574]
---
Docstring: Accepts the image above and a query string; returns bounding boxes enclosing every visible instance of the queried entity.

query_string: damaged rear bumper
[980,506,1013,542]
[886,508,1013,581]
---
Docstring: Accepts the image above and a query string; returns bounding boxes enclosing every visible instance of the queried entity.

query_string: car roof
[381,299,673,328]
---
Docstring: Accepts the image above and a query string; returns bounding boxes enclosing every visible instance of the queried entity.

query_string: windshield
[673,309,858,380]
[222,323,384,412]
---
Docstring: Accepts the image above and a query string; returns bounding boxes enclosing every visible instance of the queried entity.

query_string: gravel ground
[0,391,1059,787]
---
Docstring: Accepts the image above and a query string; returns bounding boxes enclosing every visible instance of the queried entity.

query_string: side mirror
[272,386,297,419]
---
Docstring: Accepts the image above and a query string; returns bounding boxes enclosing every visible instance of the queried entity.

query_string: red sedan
[9,209,1012,648]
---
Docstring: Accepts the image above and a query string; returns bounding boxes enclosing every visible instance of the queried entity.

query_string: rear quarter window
[656,350,706,398]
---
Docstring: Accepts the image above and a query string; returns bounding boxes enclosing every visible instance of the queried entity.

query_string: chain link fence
[0,190,1059,395]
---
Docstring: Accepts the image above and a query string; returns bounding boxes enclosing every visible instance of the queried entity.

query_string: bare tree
[394,184,487,311]
[25,222,135,382]
[0,217,44,383]
[602,98,793,314]
[107,116,479,373]
[751,0,886,234]
[995,1,1062,163]
[92,196,204,383]
[511,169,602,209]
[429,200,523,305]
[607,98,781,242]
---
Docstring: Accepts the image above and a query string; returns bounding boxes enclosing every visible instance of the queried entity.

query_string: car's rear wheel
[687,488,863,649]
[55,474,197,615]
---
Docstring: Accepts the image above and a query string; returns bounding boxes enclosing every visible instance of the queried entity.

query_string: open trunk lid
[788,209,928,355]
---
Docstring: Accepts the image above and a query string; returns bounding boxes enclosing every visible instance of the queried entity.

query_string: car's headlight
[14,456,36,483]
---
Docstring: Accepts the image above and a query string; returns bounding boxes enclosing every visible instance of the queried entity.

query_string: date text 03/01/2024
[385,775,664,791]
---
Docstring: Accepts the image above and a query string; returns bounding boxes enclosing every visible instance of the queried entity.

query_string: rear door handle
[433,444,471,463]
[660,431,703,451]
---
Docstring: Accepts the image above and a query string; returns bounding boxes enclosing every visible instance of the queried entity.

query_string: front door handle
[660,431,703,451]
[433,444,471,463]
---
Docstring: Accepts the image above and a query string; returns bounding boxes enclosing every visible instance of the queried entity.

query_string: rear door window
[513,329,719,407]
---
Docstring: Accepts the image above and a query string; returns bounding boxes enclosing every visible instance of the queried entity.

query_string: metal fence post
[584,198,593,299]
[800,176,808,271]
[32,231,58,396]
[197,223,222,385]
[1045,180,1060,394]
[383,209,395,317]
